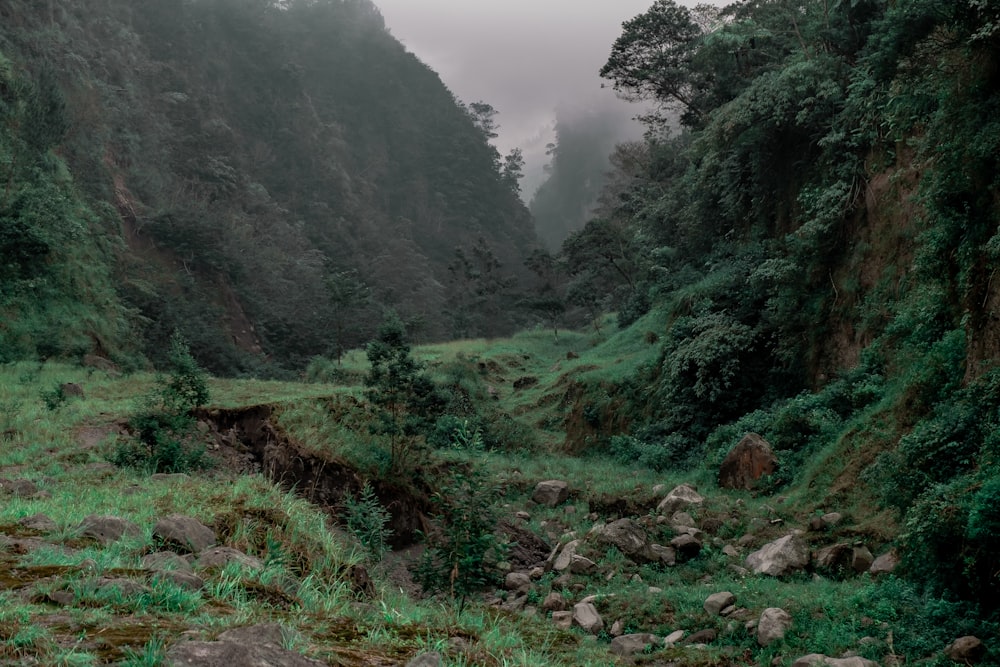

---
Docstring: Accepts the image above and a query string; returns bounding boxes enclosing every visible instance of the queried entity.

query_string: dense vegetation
[2,0,1000,661]
[0,0,539,373]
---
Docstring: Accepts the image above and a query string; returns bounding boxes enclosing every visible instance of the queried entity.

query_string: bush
[343,482,393,563]
[111,332,211,474]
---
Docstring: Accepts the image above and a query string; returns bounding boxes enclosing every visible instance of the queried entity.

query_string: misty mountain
[0,0,539,372]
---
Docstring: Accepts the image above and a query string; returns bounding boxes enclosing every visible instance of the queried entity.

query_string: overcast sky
[373,0,668,197]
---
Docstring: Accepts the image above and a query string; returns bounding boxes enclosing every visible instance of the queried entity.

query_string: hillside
[0,0,539,373]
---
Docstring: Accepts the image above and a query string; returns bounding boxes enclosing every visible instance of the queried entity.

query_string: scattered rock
[722,544,739,557]
[757,607,792,647]
[78,515,141,545]
[718,433,778,490]
[850,545,873,573]
[569,555,597,575]
[60,383,85,398]
[610,619,625,637]
[166,638,325,666]
[650,544,676,566]
[671,511,695,527]
[532,480,569,507]
[945,636,985,663]
[2,478,40,497]
[95,577,151,597]
[746,534,810,576]
[704,591,736,615]
[515,511,531,521]
[153,515,217,554]
[154,570,205,591]
[572,601,604,634]
[809,512,845,531]
[610,633,660,657]
[657,483,704,516]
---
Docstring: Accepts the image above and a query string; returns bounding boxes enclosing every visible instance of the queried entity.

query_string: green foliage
[414,462,506,608]
[343,482,393,563]
[112,332,210,474]
[39,384,67,411]
[365,314,445,471]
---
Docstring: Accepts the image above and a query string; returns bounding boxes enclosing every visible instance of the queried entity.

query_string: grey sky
[374,1,655,164]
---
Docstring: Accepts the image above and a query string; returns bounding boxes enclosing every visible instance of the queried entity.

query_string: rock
[95,577,151,597]
[2,479,39,497]
[569,555,597,575]
[596,518,656,563]
[143,551,195,573]
[18,513,56,532]
[83,354,118,373]
[155,570,205,591]
[850,546,873,573]
[153,515,217,554]
[166,639,325,666]
[650,543,676,566]
[722,544,739,557]
[78,515,141,545]
[791,655,878,667]
[718,433,778,489]
[542,592,566,612]
[757,607,792,647]
[945,636,985,663]
[664,630,685,646]
[515,511,531,521]
[610,633,660,657]
[704,591,736,615]
[868,549,900,576]
[610,619,625,637]
[746,534,810,576]
[671,511,695,527]
[657,483,704,516]
[194,547,263,571]
[532,480,569,507]
[552,610,573,630]
[406,653,443,667]
[504,572,532,594]
[670,533,702,559]
[572,602,604,634]
[217,623,289,646]
[683,628,717,644]
[501,595,527,612]
[552,540,580,572]
[60,383,85,398]
[814,543,854,572]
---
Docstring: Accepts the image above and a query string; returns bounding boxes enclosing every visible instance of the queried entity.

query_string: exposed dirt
[195,405,431,547]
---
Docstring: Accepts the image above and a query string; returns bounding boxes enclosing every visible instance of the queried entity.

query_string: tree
[600,0,705,125]
[325,268,371,363]
[364,313,444,471]
[500,147,524,194]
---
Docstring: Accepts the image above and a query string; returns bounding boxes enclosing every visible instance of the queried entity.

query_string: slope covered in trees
[0,0,538,373]
[547,0,1000,613]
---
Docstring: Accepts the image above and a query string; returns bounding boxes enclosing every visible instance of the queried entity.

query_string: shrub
[343,482,393,563]
[111,331,210,474]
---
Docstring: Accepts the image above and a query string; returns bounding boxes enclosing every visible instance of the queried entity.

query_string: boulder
[664,629,685,646]
[704,591,736,615]
[596,518,656,563]
[718,433,778,490]
[60,383,85,398]
[154,570,205,591]
[650,543,676,566]
[153,514,217,553]
[868,549,900,576]
[683,628,717,645]
[850,545,874,573]
[568,555,597,575]
[746,534,809,576]
[532,480,569,507]
[542,591,566,612]
[657,483,704,516]
[572,601,604,634]
[78,515,141,545]
[406,653,443,667]
[194,547,263,571]
[945,636,985,663]
[18,513,56,532]
[670,533,702,559]
[504,572,531,594]
[671,511,695,527]
[552,539,580,572]
[757,607,792,647]
[610,634,660,657]
[143,551,195,573]
[166,639,324,666]
[552,610,573,630]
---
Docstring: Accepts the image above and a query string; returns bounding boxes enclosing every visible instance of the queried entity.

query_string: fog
[374,0,658,198]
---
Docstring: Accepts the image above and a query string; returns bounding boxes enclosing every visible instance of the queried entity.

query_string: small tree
[364,313,444,472]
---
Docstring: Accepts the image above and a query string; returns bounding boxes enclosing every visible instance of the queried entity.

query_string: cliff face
[0,0,539,372]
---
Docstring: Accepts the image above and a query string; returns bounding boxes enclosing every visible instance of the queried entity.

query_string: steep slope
[0,0,539,372]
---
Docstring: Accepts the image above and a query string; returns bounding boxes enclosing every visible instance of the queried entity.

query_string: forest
[1,0,999,664]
